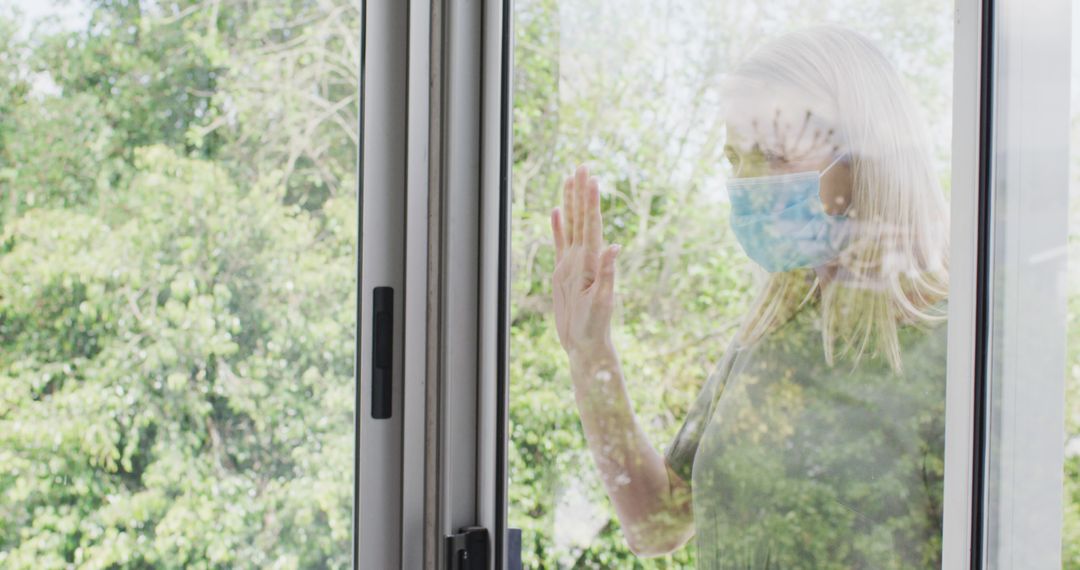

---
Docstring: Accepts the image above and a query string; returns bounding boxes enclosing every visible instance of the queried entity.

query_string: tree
[0,2,357,567]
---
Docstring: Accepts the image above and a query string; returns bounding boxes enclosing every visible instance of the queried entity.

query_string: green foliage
[34,0,223,159]
[0,2,358,568]
[2,93,115,219]
[0,145,355,568]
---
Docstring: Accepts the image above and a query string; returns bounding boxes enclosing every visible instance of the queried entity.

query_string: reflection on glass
[1063,5,1080,565]
[0,2,358,568]
[511,2,954,567]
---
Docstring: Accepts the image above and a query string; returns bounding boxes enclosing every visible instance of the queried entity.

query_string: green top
[664,301,948,569]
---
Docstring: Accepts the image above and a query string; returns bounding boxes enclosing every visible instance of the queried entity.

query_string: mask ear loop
[819,152,848,177]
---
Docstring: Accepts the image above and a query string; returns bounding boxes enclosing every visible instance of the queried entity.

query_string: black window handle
[372,287,393,419]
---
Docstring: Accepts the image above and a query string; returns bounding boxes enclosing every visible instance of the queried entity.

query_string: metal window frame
[438,0,515,563]
[478,0,514,567]
[404,0,433,567]
[356,0,510,567]
[356,0,409,568]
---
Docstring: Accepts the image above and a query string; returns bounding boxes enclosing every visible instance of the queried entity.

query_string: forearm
[569,345,694,555]
[549,165,692,555]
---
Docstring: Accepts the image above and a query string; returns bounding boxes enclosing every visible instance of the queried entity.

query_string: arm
[550,165,694,556]
[569,345,695,556]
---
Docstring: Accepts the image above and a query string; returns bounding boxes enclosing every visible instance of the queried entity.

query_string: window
[8,0,1076,568]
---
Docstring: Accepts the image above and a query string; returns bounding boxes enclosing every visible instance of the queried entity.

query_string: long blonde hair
[728,26,949,371]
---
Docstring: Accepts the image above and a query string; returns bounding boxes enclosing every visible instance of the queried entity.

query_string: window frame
[941,0,992,565]
[355,0,409,567]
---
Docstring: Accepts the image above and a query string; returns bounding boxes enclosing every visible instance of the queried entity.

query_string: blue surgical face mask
[726,154,851,273]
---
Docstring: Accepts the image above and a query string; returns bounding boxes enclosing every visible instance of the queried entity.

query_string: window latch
[445,526,488,570]
[371,286,393,419]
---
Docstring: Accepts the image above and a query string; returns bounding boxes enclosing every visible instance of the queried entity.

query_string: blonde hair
[728,26,949,371]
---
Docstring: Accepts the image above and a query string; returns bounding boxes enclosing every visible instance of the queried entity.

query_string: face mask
[726,154,851,273]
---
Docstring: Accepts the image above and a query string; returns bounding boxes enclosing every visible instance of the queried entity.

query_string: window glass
[0,2,358,567]
[978,0,1071,565]
[510,0,955,566]
[1059,4,1080,565]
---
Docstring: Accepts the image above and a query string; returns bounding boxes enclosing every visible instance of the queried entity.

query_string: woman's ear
[819,159,854,215]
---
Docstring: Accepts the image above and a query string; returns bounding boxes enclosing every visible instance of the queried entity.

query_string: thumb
[596,244,620,296]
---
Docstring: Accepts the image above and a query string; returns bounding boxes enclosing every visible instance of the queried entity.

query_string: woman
[550,26,950,569]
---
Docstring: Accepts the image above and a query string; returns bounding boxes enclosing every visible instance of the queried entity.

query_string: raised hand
[551,164,621,360]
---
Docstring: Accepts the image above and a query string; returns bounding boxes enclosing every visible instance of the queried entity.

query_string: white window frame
[356,0,409,567]
[941,0,989,565]
[358,0,511,568]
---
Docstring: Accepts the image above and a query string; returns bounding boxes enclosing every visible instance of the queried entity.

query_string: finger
[551,208,565,262]
[584,177,602,253]
[595,244,621,297]
[574,164,588,245]
[563,175,575,245]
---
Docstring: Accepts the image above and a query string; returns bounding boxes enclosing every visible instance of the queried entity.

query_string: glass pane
[1066,6,1080,558]
[0,2,359,568]
[1067,8,1080,563]
[980,0,1072,565]
[510,1,956,567]
[1054,4,1080,565]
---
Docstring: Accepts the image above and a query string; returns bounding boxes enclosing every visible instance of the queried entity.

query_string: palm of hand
[551,165,621,357]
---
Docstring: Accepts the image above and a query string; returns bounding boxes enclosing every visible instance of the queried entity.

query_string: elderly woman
[550,25,949,569]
